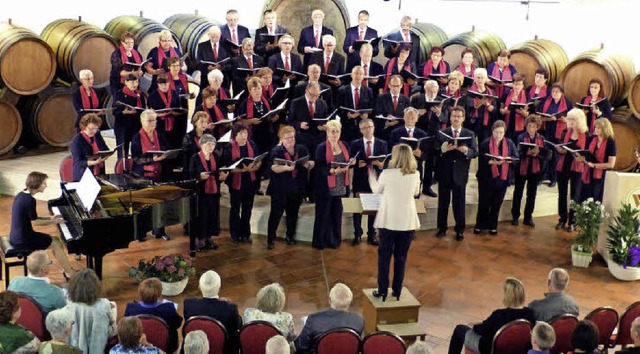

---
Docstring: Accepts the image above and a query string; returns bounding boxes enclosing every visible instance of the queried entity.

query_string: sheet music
[359,193,381,211]
[75,168,101,212]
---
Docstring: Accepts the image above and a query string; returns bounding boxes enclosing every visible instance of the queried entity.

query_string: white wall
[3,0,639,69]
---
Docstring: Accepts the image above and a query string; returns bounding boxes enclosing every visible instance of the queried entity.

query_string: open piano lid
[63,168,101,215]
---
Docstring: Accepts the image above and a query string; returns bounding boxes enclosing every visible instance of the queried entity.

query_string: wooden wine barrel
[0,22,56,95]
[163,14,220,70]
[104,15,183,59]
[0,101,22,155]
[442,29,506,69]
[379,22,447,66]
[626,74,640,118]
[611,106,640,171]
[508,38,568,84]
[99,89,115,129]
[18,86,76,147]
[260,0,350,57]
[187,80,200,124]
[559,48,635,107]
[41,19,116,88]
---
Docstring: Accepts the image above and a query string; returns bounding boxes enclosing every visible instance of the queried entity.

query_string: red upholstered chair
[491,319,533,354]
[183,316,227,354]
[610,301,640,349]
[16,294,50,341]
[239,320,282,354]
[59,155,74,182]
[584,306,619,351]
[361,331,406,354]
[549,314,579,354]
[315,328,361,354]
[115,158,134,174]
[137,314,170,352]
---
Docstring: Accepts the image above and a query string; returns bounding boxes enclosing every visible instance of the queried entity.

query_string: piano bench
[0,236,32,289]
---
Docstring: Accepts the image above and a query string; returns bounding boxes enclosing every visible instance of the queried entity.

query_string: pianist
[10,171,76,277]
[70,113,109,182]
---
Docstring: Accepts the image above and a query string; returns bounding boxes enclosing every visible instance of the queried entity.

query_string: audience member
[0,291,40,353]
[184,270,242,354]
[406,339,434,354]
[265,335,290,354]
[39,308,82,354]
[571,320,599,354]
[294,283,364,353]
[7,250,66,314]
[528,321,556,354]
[528,268,579,321]
[245,283,295,340]
[183,330,209,354]
[109,316,162,354]
[615,317,640,354]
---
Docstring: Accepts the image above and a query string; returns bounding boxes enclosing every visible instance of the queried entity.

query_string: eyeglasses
[360,125,374,130]
[281,42,293,45]
[389,84,402,88]
[170,64,180,67]
[145,119,157,123]
[328,129,340,133]
[123,41,134,45]
[160,39,171,43]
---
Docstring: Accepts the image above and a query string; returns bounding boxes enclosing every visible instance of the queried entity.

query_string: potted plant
[607,202,640,281]
[128,253,196,296]
[570,198,605,267]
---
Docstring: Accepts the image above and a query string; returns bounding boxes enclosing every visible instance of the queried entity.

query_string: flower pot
[571,245,593,268]
[161,277,189,296]
[608,258,640,281]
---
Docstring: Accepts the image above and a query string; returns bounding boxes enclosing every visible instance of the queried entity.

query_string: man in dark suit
[292,64,333,109]
[196,26,231,90]
[336,66,373,143]
[183,270,242,354]
[254,10,290,64]
[435,106,478,241]
[288,82,329,155]
[297,9,334,69]
[348,43,384,100]
[343,10,379,69]
[350,119,387,246]
[231,38,264,96]
[219,9,251,57]
[383,16,421,68]
[309,34,345,90]
[294,283,364,354]
[374,74,409,141]
[268,34,304,87]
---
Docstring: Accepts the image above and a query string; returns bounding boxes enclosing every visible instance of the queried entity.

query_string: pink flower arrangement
[129,253,196,282]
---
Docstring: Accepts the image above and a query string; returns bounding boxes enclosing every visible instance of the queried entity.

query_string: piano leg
[86,255,94,269]
[94,256,103,279]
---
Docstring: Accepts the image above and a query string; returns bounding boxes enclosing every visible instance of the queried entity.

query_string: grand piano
[48,170,197,278]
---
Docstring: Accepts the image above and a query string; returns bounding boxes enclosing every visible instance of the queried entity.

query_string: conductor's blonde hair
[389,144,417,175]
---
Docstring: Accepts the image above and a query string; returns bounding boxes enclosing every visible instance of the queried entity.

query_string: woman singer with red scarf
[420,47,450,88]
[486,50,517,99]
[383,43,417,97]
[578,78,612,134]
[113,74,146,159]
[72,69,104,130]
[456,48,476,81]
[499,73,530,140]
[145,30,184,93]
[147,75,182,149]
[193,88,231,140]
[538,83,572,187]
[464,68,497,144]
[70,114,109,182]
[578,118,616,202]
[109,31,143,97]
[235,77,280,154]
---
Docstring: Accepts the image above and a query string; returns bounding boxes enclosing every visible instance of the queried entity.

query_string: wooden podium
[597,171,640,258]
[362,287,425,341]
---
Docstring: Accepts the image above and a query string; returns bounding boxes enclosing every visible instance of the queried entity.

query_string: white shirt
[369,169,421,230]
[363,137,375,150]
[280,52,291,65]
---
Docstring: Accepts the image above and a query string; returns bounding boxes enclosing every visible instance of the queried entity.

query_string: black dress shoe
[511,219,519,226]
[489,230,498,236]
[566,224,575,232]
[267,242,275,250]
[205,242,219,250]
[423,188,437,197]
[372,290,388,302]
[243,238,253,244]
[190,250,197,257]
[352,237,361,246]
[435,229,446,238]
[391,290,401,301]
[473,228,481,234]
[286,238,296,245]
[154,233,170,241]
[555,222,565,230]
[523,219,536,227]
[549,182,557,188]
[455,232,464,241]
[367,237,379,246]
[231,238,241,244]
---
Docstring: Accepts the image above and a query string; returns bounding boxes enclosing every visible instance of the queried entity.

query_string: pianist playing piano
[70,113,109,182]
[10,172,77,277]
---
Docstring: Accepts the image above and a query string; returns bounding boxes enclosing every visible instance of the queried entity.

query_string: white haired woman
[184,330,209,354]
[72,69,103,130]
[40,308,82,353]
[244,283,295,340]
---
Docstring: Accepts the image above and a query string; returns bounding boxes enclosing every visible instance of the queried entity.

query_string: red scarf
[246,97,271,118]
[384,57,410,96]
[581,138,608,183]
[230,140,255,190]
[119,45,142,83]
[156,46,178,69]
[217,88,228,100]
[491,64,513,98]
[556,130,586,173]
[81,131,102,175]
[203,103,225,122]
[80,87,99,110]
[422,59,447,77]
[262,84,274,100]
[158,90,174,131]
[198,151,218,194]
[471,84,494,126]
[123,87,142,108]
[445,87,461,98]
[519,133,543,176]
[504,89,527,132]
[325,140,350,188]
[542,96,568,140]
[284,149,299,178]
[169,73,189,94]
[490,137,509,180]
[457,63,476,77]
[529,85,547,99]
[583,95,603,133]
[139,128,161,180]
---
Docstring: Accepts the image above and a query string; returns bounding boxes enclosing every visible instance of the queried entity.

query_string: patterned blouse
[109,344,163,354]
[244,308,296,340]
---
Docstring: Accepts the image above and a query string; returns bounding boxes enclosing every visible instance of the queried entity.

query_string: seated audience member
[406,339,434,354]
[40,308,82,354]
[0,291,40,353]
[109,316,163,354]
[615,317,640,354]
[7,250,66,314]
[528,268,579,322]
[183,330,209,354]
[124,278,182,354]
[184,270,242,354]
[528,321,556,354]
[294,283,364,353]
[64,269,117,354]
[448,277,535,354]
[266,335,290,354]
[244,283,295,340]
[571,320,599,354]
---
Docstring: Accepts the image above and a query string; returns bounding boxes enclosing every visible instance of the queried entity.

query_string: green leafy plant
[607,202,640,268]
[128,253,196,283]
[571,198,605,253]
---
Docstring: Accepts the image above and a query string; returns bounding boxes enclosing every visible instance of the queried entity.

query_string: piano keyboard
[51,206,80,241]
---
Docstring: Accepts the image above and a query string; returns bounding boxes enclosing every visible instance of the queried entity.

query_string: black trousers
[312,194,343,249]
[190,194,220,251]
[437,182,467,232]
[448,324,472,354]
[353,191,375,239]
[229,187,255,241]
[114,116,140,158]
[557,171,582,225]
[475,180,507,230]
[377,228,414,296]
[511,172,540,221]
[422,155,436,190]
[267,192,303,243]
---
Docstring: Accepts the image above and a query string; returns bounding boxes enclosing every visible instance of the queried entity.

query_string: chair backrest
[239,320,282,354]
[584,306,619,349]
[183,316,228,354]
[613,301,640,347]
[316,328,361,354]
[361,331,406,354]
[137,314,170,352]
[491,319,532,354]
[59,155,74,182]
[16,294,49,341]
[549,314,579,354]
[115,158,134,174]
